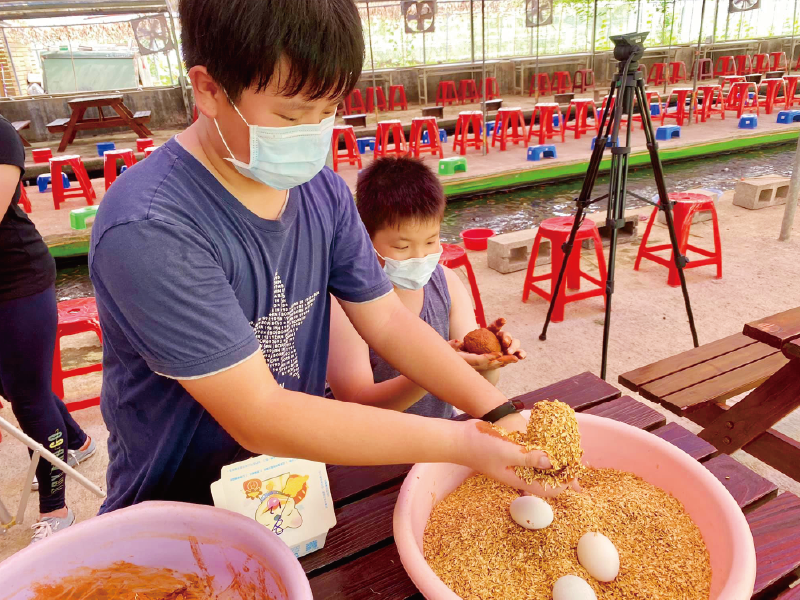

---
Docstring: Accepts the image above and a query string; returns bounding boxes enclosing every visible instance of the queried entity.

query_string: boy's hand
[487,317,527,361]
[449,317,526,371]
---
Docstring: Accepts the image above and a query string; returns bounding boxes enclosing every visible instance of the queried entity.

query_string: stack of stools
[50,155,96,210]
[452,111,485,155]
[714,56,737,76]
[770,51,788,72]
[529,103,565,145]
[634,192,721,287]
[724,82,759,118]
[647,63,668,85]
[529,73,551,96]
[563,98,598,140]
[785,74,800,107]
[483,77,500,100]
[374,120,408,158]
[366,87,387,113]
[53,297,103,412]
[136,138,154,152]
[752,54,770,74]
[572,69,594,93]
[491,107,527,151]
[668,61,687,84]
[522,216,607,323]
[439,244,486,328]
[694,58,714,81]
[388,85,408,111]
[103,149,137,190]
[458,79,480,104]
[409,117,443,159]
[331,125,362,172]
[436,81,459,106]
[758,78,787,114]
[344,90,366,115]
[661,88,694,126]
[734,55,752,76]
[552,71,572,94]
[693,85,725,122]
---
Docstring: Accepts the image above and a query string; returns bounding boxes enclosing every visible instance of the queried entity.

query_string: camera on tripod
[610,31,648,63]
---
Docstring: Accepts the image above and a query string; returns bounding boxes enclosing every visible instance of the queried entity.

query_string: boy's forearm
[343,375,429,412]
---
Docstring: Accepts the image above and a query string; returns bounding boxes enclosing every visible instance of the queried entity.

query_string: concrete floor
[3,178,800,562]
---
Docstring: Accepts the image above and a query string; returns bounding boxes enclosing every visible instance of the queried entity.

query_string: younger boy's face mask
[377,248,443,290]
[214,97,335,191]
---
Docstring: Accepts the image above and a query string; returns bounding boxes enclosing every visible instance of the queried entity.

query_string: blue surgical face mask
[214,99,335,191]
[377,248,443,290]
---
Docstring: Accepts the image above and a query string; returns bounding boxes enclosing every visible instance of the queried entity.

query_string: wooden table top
[68,94,124,106]
[303,371,800,599]
[744,306,800,349]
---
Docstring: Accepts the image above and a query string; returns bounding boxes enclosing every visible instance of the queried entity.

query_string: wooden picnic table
[620,306,800,483]
[47,94,152,153]
[305,371,800,599]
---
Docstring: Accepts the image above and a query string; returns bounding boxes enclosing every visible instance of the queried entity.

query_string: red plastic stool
[331,125,362,172]
[785,75,800,107]
[458,79,480,104]
[734,55,752,76]
[50,155,95,210]
[647,63,668,85]
[366,87,387,113]
[18,183,32,213]
[563,98,598,140]
[528,103,565,145]
[483,77,500,100]
[491,107,527,151]
[436,81,459,106]
[758,78,787,114]
[770,52,788,71]
[439,243,486,328]
[714,56,737,76]
[695,58,714,81]
[103,148,136,191]
[598,95,643,131]
[409,116,443,158]
[668,61,687,84]
[572,69,594,93]
[374,120,408,158]
[661,87,694,126]
[388,85,408,111]
[345,90,366,115]
[529,73,551,96]
[752,54,770,74]
[719,74,746,92]
[53,298,103,412]
[136,138,154,152]
[32,148,52,164]
[452,111,485,155]
[693,84,725,122]
[552,71,573,94]
[724,82,759,117]
[634,192,721,287]
[522,216,607,323]
[144,145,158,157]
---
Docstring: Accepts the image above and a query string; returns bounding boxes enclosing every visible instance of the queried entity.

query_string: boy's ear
[189,65,226,120]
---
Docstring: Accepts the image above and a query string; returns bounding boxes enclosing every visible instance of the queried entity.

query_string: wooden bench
[11,120,31,147]
[133,110,152,123]
[46,117,71,133]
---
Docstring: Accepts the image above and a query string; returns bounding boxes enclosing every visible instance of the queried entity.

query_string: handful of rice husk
[499,400,583,488]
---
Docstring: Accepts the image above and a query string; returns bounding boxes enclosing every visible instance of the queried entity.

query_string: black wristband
[480,399,523,423]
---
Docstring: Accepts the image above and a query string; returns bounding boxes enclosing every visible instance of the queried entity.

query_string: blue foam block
[527,145,557,161]
[590,137,617,149]
[650,103,661,116]
[777,110,800,124]
[356,137,375,153]
[738,115,758,129]
[655,125,681,140]
[37,172,70,193]
[96,142,116,157]
[553,114,561,127]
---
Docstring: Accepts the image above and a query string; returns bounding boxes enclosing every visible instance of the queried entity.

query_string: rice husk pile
[423,469,711,600]
[500,400,584,489]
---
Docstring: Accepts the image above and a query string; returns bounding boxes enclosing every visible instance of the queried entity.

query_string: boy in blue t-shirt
[327,156,526,418]
[90,0,573,516]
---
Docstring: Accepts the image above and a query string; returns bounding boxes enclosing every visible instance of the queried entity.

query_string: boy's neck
[177,122,288,220]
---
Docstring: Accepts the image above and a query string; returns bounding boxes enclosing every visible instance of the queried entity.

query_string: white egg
[509,496,554,530]
[577,531,620,582]
[552,575,597,600]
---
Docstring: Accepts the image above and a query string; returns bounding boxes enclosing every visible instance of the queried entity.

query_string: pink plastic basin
[460,228,495,251]
[0,501,312,600]
[394,414,756,600]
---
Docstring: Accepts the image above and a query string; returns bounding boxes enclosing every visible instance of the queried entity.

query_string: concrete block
[657,188,720,225]
[733,175,791,210]
[487,228,550,274]
[584,211,639,248]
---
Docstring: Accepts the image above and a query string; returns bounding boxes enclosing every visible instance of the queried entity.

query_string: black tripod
[538,32,699,380]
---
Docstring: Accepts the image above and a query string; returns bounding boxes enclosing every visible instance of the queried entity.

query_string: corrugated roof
[0,0,168,20]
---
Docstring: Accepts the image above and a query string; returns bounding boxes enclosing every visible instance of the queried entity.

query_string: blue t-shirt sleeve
[90,218,261,379]
[327,177,393,303]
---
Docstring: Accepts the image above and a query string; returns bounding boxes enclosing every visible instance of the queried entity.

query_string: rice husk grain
[423,468,711,600]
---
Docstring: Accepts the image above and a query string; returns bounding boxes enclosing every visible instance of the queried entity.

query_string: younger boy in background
[327,156,526,417]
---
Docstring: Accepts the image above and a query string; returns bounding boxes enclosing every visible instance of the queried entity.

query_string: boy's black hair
[356,156,446,237]
[179,0,364,102]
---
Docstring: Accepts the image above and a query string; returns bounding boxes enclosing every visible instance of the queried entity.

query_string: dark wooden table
[47,94,152,152]
[303,371,800,599]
